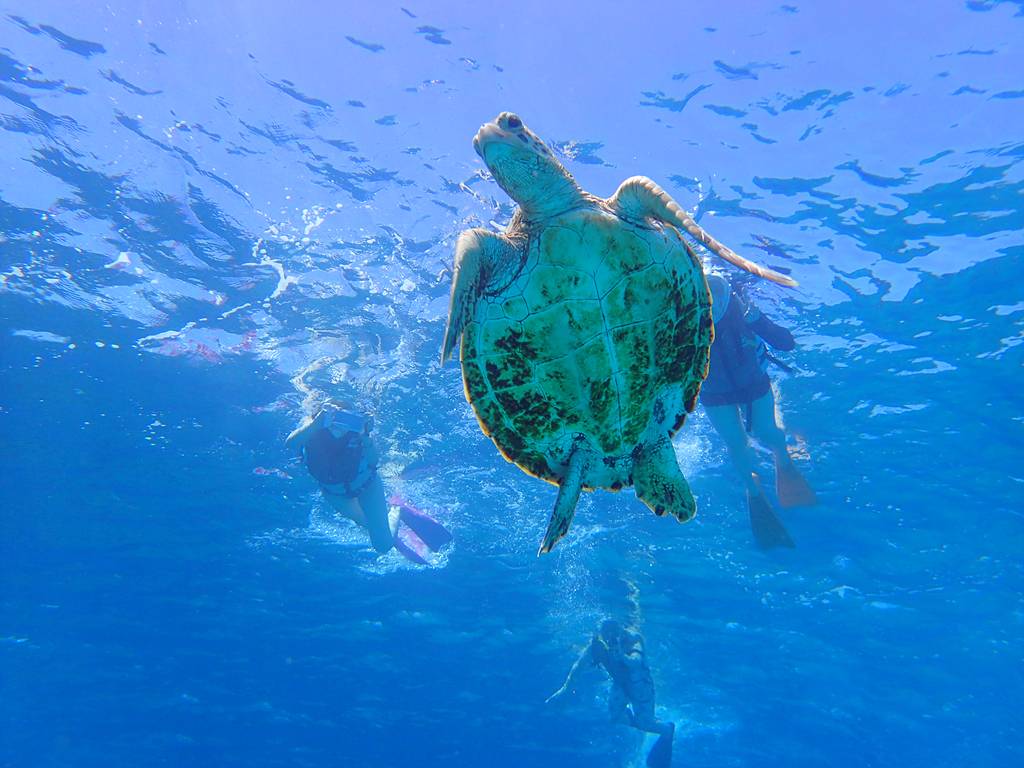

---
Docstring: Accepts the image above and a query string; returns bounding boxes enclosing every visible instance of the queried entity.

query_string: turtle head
[473,112,583,217]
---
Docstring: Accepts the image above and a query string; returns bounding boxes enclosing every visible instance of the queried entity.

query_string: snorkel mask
[707,273,731,324]
[321,404,370,437]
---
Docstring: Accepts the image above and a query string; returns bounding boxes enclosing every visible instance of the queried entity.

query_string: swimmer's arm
[284,411,326,451]
[545,638,598,704]
[743,297,796,351]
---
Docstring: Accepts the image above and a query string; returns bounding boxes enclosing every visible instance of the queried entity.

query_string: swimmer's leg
[749,389,816,508]
[705,403,793,548]
[322,491,367,527]
[704,403,760,494]
[357,474,396,554]
[608,685,632,725]
[630,698,675,768]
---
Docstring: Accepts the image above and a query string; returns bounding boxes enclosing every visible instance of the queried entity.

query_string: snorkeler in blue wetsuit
[702,274,817,549]
[285,402,451,563]
[547,620,675,768]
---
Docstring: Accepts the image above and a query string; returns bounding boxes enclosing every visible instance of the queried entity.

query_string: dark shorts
[699,373,771,408]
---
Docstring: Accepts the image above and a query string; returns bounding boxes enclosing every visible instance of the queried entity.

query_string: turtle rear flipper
[633,438,696,523]
[538,445,589,555]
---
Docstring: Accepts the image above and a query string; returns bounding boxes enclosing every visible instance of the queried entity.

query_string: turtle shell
[460,206,712,489]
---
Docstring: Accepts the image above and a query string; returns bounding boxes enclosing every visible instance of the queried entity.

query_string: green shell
[461,207,712,488]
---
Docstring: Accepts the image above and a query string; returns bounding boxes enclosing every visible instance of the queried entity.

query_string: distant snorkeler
[701,273,817,549]
[547,619,675,768]
[286,401,452,564]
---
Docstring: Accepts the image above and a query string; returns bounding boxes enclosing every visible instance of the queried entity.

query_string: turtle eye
[506,115,522,130]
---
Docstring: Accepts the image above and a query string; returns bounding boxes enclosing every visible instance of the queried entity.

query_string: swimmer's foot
[748,481,795,550]
[646,723,675,768]
[774,458,817,508]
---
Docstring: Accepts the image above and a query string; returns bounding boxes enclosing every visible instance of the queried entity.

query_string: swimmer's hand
[285,405,337,450]
[545,686,567,705]
[317,402,342,427]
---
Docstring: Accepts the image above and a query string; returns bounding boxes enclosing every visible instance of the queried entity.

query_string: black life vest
[303,428,365,486]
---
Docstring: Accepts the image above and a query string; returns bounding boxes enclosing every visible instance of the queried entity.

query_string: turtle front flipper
[607,176,797,288]
[441,228,516,364]
[633,437,696,523]
[538,444,590,555]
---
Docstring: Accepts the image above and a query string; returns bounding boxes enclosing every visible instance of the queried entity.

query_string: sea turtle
[441,112,795,554]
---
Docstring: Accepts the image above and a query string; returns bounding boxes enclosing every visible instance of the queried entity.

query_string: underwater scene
[2,1,1022,766]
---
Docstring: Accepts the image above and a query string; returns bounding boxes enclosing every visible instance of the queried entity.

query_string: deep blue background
[1,1,1022,766]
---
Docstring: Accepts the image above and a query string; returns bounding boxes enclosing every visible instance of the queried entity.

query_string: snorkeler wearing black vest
[285,402,451,563]
[702,274,817,549]
[547,619,675,768]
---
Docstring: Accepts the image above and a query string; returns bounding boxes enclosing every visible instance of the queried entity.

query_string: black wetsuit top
[700,291,795,407]
[591,632,655,707]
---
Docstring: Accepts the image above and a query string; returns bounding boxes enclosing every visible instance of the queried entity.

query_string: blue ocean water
[1,1,1022,766]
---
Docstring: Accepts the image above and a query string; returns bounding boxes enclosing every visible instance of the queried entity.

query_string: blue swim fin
[392,495,453,551]
[643,724,675,765]
[393,526,431,565]
[646,723,675,768]
[747,481,795,550]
